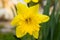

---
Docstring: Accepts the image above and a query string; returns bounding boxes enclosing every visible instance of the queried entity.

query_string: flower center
[25,18,31,24]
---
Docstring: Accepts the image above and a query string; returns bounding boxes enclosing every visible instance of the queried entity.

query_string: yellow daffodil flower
[11,3,49,39]
[24,0,39,3]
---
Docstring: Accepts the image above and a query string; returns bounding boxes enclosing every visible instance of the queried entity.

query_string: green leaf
[53,1,60,40]
[0,33,16,40]
[38,0,51,40]
[43,0,51,15]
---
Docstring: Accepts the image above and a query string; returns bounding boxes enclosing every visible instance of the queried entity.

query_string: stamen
[25,18,31,24]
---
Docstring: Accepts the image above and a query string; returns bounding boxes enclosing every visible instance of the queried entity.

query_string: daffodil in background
[24,0,39,3]
[11,3,49,39]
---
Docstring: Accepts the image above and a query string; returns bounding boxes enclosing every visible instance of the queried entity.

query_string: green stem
[21,34,35,40]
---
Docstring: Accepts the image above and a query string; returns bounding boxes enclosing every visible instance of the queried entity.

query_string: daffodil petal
[24,0,31,3]
[32,30,39,39]
[32,24,40,39]
[11,16,20,26]
[11,14,24,26]
[16,26,27,38]
[16,3,28,14]
[38,14,49,23]
[32,0,38,3]
[32,13,49,24]
[27,26,34,35]
[29,4,39,13]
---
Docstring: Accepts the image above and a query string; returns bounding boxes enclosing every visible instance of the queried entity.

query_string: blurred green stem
[21,34,36,40]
